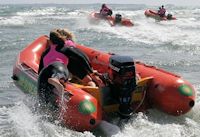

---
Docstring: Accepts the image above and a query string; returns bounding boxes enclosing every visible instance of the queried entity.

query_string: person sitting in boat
[158,5,166,17]
[100,4,113,17]
[38,29,104,101]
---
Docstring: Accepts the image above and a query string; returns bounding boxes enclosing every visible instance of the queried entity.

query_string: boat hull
[89,12,134,27]
[76,43,195,116]
[13,36,196,131]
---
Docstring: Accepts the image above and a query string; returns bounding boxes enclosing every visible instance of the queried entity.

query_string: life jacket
[100,7,110,16]
[43,44,69,68]
[158,8,166,15]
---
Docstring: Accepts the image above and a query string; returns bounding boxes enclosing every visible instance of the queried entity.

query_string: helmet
[50,62,69,82]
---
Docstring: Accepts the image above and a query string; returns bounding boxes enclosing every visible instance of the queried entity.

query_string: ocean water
[0,4,200,137]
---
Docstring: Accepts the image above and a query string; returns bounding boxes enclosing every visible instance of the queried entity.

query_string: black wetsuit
[38,62,69,107]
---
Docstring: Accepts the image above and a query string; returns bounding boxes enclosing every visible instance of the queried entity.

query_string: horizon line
[0,3,195,6]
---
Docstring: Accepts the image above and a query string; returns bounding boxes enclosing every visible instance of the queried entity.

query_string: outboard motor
[167,14,173,20]
[109,55,137,118]
[115,14,122,23]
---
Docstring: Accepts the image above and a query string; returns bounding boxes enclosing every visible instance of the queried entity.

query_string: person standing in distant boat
[100,4,113,17]
[158,5,166,17]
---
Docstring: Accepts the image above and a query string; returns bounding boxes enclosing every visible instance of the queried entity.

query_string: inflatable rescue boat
[145,9,176,21]
[89,12,134,27]
[12,36,195,131]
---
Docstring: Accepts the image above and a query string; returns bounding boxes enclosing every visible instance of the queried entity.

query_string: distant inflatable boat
[145,9,176,20]
[12,36,195,131]
[89,12,134,27]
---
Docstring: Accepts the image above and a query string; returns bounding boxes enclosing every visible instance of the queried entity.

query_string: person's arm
[38,47,51,74]
[38,52,45,74]
[61,47,93,73]
[100,8,103,13]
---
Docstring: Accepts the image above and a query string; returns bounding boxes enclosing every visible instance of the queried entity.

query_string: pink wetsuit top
[64,40,76,47]
[43,44,69,67]
[159,8,166,15]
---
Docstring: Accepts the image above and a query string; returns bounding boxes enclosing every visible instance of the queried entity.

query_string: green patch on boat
[78,100,96,115]
[178,84,193,96]
[17,73,37,95]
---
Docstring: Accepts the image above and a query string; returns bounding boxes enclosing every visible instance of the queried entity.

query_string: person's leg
[82,75,96,87]
[38,62,69,106]
[48,78,64,94]
[90,72,105,87]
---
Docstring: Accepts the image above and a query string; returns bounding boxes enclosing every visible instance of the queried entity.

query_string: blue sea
[0,4,200,137]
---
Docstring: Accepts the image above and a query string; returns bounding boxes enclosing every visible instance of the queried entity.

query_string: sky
[1,0,200,6]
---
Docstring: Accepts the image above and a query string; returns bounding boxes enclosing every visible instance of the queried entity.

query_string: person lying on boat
[100,4,113,17]
[158,5,166,17]
[38,28,104,95]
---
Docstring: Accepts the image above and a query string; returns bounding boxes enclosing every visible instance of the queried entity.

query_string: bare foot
[90,73,105,87]
[48,78,64,93]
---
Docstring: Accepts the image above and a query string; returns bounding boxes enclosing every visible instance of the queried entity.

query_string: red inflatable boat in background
[89,12,134,27]
[12,36,195,132]
[145,9,176,21]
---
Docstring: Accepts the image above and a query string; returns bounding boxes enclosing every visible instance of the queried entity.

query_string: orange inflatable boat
[145,9,176,21]
[89,12,134,27]
[12,36,195,131]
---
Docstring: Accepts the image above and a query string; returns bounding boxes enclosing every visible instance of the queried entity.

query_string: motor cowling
[167,14,173,19]
[115,14,122,23]
[109,55,136,105]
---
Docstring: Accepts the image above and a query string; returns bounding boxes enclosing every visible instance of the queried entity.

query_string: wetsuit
[158,8,166,17]
[100,6,112,17]
[38,44,93,80]
[64,40,76,47]
[38,62,69,107]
